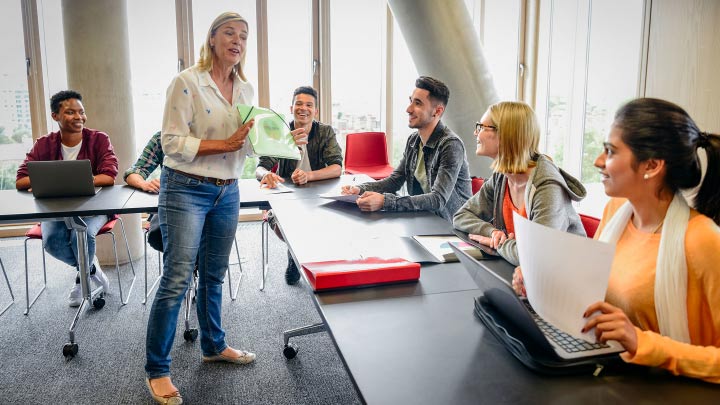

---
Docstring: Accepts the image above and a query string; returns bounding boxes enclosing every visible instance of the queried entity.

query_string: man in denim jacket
[343,76,471,221]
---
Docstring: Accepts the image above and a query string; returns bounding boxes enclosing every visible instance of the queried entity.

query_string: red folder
[301,257,421,291]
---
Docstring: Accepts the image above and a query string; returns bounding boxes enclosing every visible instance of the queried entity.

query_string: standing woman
[582,98,720,383]
[453,101,586,265]
[144,12,306,403]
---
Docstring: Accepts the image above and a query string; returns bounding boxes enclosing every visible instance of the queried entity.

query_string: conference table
[265,180,720,404]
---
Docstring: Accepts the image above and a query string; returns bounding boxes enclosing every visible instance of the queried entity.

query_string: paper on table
[259,182,294,194]
[318,191,359,203]
[513,212,616,342]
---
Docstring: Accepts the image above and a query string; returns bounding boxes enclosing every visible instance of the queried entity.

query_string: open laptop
[449,243,623,360]
[27,160,100,198]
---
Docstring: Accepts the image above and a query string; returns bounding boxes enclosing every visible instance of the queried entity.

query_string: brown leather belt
[172,169,237,186]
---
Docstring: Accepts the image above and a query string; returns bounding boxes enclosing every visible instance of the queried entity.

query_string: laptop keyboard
[524,301,610,353]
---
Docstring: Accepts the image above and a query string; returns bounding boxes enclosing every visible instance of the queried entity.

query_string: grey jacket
[358,121,472,221]
[453,155,586,265]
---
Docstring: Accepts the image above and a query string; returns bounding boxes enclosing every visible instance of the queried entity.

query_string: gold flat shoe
[202,350,256,364]
[145,378,183,405]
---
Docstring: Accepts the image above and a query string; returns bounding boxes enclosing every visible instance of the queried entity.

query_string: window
[192,1,258,92]
[535,0,644,216]
[465,0,522,101]
[267,0,312,117]
[37,0,68,131]
[127,0,177,159]
[390,18,418,166]
[0,1,32,190]
[330,0,385,152]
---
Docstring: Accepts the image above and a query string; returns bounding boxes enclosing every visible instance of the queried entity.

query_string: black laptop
[449,243,623,361]
[27,160,100,198]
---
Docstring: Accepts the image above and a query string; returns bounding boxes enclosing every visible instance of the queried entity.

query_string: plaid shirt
[123,131,164,181]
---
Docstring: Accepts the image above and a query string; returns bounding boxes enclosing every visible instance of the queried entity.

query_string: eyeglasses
[475,122,497,132]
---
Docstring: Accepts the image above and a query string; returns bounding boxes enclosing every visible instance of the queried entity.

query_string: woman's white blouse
[161,65,255,179]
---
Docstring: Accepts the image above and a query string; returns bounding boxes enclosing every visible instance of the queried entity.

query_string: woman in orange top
[582,98,720,383]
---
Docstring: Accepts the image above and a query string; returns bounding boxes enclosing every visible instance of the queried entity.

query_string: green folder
[237,104,301,160]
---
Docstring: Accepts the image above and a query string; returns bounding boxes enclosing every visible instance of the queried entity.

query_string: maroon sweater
[16,128,119,181]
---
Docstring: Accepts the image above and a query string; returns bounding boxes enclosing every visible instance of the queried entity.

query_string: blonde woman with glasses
[453,101,586,265]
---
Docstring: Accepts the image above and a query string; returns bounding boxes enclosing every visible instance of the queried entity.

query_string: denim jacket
[358,121,472,221]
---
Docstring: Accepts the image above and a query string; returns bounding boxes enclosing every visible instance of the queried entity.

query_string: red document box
[302,257,421,291]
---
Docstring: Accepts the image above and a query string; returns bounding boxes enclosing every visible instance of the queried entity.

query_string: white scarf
[598,193,691,343]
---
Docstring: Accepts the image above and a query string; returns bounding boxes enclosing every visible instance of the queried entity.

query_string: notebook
[27,160,100,198]
[449,243,623,360]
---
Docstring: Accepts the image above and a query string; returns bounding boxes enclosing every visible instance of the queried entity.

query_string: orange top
[502,182,527,235]
[596,198,720,383]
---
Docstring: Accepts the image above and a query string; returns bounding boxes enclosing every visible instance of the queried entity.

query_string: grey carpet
[0,222,361,404]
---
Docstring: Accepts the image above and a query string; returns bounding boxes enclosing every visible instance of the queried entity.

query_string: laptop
[27,160,101,198]
[449,242,624,360]
[452,229,499,257]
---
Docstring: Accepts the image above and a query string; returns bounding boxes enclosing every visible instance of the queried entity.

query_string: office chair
[0,257,14,317]
[141,217,163,305]
[344,132,394,180]
[579,214,601,238]
[471,176,485,195]
[258,162,278,291]
[23,217,137,314]
[142,216,245,304]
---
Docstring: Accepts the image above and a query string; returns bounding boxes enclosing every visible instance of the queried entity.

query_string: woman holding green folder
[144,11,307,403]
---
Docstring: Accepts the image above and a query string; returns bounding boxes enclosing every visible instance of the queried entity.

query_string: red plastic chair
[344,132,394,180]
[24,217,136,314]
[471,176,485,195]
[579,214,601,238]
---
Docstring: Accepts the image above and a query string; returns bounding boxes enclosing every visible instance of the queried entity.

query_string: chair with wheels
[142,214,244,303]
[471,176,485,195]
[0,257,14,317]
[579,214,601,238]
[23,217,137,314]
[141,215,163,305]
[344,132,394,180]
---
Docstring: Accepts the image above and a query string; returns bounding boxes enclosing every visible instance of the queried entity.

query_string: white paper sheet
[318,192,359,203]
[513,213,615,341]
[259,182,294,194]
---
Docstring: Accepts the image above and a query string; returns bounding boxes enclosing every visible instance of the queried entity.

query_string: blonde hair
[197,12,249,81]
[488,101,540,174]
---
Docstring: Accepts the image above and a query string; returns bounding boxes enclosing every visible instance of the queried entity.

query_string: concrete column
[62,0,142,264]
[388,0,499,178]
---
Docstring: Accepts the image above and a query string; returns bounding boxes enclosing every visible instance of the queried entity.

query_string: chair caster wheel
[184,328,198,342]
[283,343,298,359]
[92,297,105,309]
[63,343,78,360]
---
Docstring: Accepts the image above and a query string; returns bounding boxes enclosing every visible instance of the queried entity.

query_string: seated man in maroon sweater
[16,90,119,307]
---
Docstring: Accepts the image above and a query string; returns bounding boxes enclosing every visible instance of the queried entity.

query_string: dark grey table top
[268,188,720,403]
[0,186,136,221]
[321,288,720,404]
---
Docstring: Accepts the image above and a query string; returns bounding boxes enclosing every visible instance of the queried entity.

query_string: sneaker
[285,253,301,285]
[89,257,110,293]
[67,283,82,307]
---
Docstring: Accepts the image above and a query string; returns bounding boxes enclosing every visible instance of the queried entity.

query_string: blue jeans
[145,168,240,378]
[41,215,109,270]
